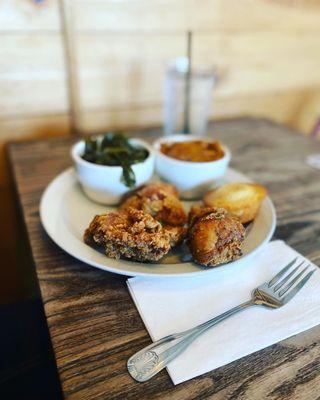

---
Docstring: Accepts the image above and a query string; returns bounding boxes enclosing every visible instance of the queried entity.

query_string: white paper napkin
[127,240,320,385]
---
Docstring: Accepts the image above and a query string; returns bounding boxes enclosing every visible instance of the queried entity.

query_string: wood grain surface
[2,0,320,136]
[7,118,320,399]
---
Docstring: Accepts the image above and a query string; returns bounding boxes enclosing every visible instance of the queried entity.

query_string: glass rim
[166,57,216,79]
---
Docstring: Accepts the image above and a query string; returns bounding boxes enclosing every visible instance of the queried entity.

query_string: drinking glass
[164,57,216,137]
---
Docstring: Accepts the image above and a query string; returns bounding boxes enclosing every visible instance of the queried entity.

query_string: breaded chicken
[84,207,186,262]
[120,183,187,226]
[187,206,245,267]
[203,183,267,224]
[188,204,215,226]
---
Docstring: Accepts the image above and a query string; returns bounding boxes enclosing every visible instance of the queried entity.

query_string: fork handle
[127,299,255,382]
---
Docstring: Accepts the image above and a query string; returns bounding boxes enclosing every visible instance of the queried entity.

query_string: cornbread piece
[84,207,186,262]
[187,207,245,267]
[120,183,187,226]
[203,182,267,224]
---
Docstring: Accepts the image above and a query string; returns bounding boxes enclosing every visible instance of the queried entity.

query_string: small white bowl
[71,138,155,205]
[154,134,231,199]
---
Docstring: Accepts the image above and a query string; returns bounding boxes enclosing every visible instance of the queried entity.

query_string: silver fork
[127,258,315,382]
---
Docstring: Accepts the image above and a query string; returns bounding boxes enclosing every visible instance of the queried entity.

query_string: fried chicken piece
[163,224,187,245]
[203,183,267,224]
[120,183,187,226]
[188,204,215,226]
[187,206,245,267]
[145,182,179,197]
[84,207,186,262]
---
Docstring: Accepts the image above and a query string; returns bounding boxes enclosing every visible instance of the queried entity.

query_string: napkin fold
[127,240,320,385]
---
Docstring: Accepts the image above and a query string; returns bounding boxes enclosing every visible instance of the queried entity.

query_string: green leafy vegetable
[81,132,149,188]
[120,162,136,188]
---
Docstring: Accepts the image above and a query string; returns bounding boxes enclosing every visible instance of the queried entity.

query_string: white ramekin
[71,138,155,205]
[154,134,231,199]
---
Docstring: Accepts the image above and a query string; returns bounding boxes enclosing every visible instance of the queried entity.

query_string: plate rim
[40,167,276,278]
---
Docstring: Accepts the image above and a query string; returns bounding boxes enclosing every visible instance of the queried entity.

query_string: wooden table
[8,118,320,399]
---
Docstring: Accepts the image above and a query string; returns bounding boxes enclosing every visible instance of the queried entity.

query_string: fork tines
[268,257,316,299]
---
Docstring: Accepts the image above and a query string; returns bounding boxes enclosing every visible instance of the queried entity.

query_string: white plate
[40,168,276,278]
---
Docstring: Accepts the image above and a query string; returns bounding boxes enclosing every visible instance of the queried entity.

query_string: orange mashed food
[160,140,224,162]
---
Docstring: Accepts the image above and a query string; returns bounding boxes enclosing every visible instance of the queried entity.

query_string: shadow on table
[0,298,63,400]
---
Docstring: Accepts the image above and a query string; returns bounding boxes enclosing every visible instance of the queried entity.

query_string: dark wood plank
[7,118,320,399]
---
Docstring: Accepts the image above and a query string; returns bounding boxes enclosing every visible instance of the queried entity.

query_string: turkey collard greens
[82,132,149,188]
